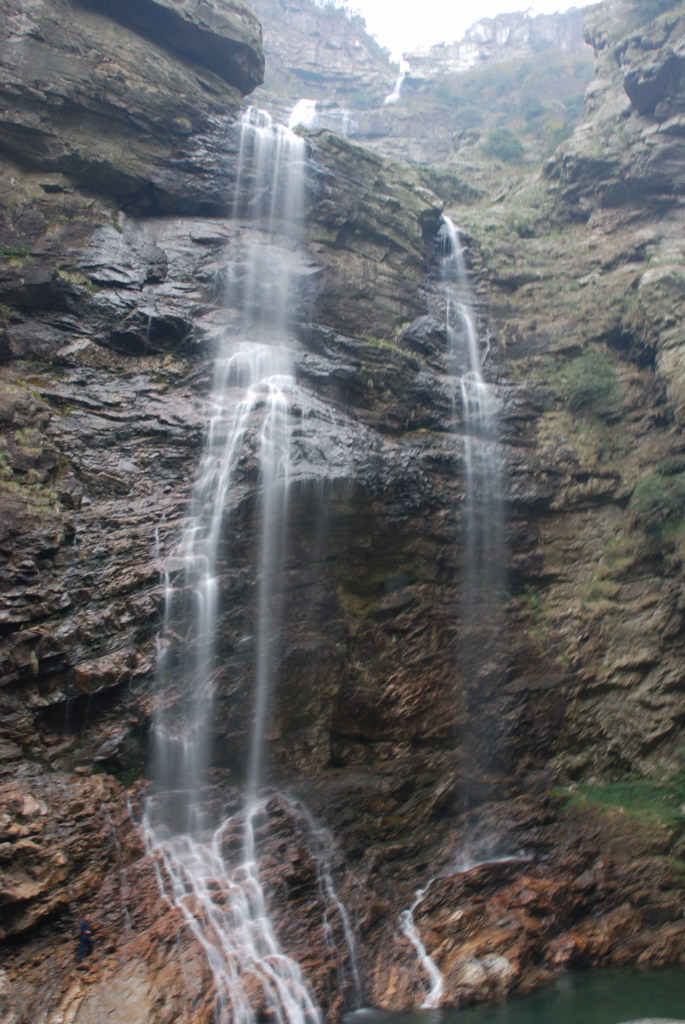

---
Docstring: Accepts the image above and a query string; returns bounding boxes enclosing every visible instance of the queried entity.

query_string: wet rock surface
[1,0,685,1021]
[360,795,685,1008]
[2,783,683,1022]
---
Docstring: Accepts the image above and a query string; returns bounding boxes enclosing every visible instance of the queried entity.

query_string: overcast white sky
[345,0,597,59]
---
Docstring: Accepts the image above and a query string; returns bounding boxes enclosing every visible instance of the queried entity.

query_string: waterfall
[399,885,443,1008]
[288,98,357,137]
[398,228,512,964]
[143,108,327,1024]
[439,217,504,608]
[438,217,505,814]
[384,66,407,105]
[289,98,319,131]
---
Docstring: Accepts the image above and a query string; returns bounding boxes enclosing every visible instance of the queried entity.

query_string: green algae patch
[565,763,685,830]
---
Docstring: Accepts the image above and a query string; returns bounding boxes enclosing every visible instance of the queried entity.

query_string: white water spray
[146,799,321,1024]
[288,98,357,137]
[289,98,319,131]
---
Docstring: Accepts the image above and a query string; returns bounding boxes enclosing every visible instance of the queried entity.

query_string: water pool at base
[346,968,685,1024]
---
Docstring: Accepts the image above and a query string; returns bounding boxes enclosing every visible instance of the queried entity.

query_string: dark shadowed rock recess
[1,0,685,1022]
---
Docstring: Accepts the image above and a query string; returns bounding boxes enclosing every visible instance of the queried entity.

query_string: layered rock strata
[0,0,263,207]
[1,0,685,1022]
[250,0,395,110]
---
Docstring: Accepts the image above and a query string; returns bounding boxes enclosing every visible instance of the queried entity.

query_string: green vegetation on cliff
[563,349,622,418]
[421,48,592,162]
[482,128,525,164]
[630,470,685,536]
[571,758,685,830]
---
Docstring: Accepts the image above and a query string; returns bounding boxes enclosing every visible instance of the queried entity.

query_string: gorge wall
[1,0,685,1022]
[249,0,592,168]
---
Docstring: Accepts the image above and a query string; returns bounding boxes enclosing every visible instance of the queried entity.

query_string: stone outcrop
[0,0,263,206]
[0,770,137,940]
[84,0,265,93]
[1,0,685,1022]
[546,0,685,210]
[362,795,685,1009]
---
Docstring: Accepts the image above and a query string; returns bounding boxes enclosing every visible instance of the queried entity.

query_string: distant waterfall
[384,67,407,105]
[144,108,325,1024]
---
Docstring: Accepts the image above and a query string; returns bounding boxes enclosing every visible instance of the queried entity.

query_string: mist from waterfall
[143,108,326,1024]
[288,98,357,137]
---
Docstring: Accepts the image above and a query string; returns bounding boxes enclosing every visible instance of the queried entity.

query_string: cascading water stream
[143,108,325,1024]
[396,221,507,1003]
[440,218,507,811]
[439,217,504,610]
[399,884,443,1008]
[445,216,507,822]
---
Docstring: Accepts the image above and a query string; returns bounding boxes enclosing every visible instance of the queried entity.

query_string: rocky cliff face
[503,0,685,782]
[250,0,395,110]
[0,0,263,207]
[404,7,587,77]
[2,1,685,1023]
[548,0,685,214]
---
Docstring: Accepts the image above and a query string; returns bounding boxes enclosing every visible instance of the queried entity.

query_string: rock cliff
[1,0,685,1023]
[404,7,587,77]
[501,0,685,782]
[250,0,395,109]
[0,0,263,206]
[246,0,593,168]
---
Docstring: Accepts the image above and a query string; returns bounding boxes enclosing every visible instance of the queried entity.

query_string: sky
[343,0,597,59]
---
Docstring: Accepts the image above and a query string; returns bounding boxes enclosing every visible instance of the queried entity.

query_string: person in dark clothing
[77,917,94,962]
